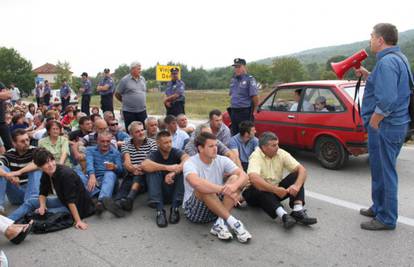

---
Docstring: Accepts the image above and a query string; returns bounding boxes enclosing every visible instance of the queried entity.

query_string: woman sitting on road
[39,120,70,166]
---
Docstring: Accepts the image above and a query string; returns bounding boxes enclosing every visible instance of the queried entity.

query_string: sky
[1,0,413,76]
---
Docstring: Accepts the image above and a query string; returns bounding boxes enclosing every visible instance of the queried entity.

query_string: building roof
[33,63,73,74]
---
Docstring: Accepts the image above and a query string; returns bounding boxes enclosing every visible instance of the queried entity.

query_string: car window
[260,88,298,112]
[303,88,345,112]
[343,86,365,104]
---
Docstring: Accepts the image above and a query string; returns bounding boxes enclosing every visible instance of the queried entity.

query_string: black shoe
[360,207,375,218]
[156,209,168,228]
[291,209,318,225]
[169,207,180,224]
[103,198,125,218]
[361,219,395,231]
[10,222,33,245]
[120,198,133,212]
[282,214,296,229]
[95,201,104,215]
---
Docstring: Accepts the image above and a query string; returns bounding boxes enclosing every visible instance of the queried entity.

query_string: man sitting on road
[115,121,157,211]
[145,117,159,140]
[141,130,189,227]
[185,124,241,168]
[80,131,124,217]
[8,148,95,230]
[229,121,258,172]
[208,109,231,147]
[183,132,252,243]
[244,131,317,229]
[0,129,42,215]
[177,114,195,136]
[164,115,189,150]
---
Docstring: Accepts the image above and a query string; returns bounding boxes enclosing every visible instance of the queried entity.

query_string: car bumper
[346,141,368,156]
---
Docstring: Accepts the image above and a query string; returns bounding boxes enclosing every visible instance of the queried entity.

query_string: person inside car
[314,96,328,112]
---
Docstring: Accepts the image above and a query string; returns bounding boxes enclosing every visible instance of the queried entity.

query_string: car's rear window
[343,86,365,104]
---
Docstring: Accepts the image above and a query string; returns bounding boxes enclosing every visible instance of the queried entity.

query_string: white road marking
[307,190,414,227]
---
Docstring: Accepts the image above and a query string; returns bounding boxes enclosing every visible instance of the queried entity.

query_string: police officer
[164,67,185,116]
[60,79,71,111]
[229,58,259,135]
[97,68,115,113]
[80,72,92,115]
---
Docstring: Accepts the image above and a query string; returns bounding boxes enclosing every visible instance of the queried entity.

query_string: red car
[223,80,368,169]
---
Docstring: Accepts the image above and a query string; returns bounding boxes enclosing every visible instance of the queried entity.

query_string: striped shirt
[121,138,157,166]
[0,146,36,183]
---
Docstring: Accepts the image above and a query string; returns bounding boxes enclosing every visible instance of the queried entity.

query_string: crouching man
[141,130,189,228]
[244,132,317,229]
[183,132,252,243]
[8,148,95,230]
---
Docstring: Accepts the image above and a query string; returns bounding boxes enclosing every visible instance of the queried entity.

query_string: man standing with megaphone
[355,23,413,231]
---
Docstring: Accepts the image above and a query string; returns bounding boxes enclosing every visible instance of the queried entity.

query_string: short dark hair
[258,131,278,148]
[11,128,27,142]
[294,89,302,95]
[156,130,171,140]
[239,121,254,136]
[79,116,91,125]
[373,23,398,45]
[33,147,55,167]
[195,132,216,148]
[12,113,24,124]
[209,109,222,120]
[164,115,177,125]
[46,120,62,133]
[90,114,102,122]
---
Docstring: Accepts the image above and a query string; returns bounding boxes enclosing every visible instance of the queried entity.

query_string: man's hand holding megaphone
[354,66,370,80]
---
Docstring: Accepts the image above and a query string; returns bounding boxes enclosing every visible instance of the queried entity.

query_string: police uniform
[81,72,92,115]
[60,83,71,111]
[165,68,185,116]
[99,69,115,113]
[229,58,258,135]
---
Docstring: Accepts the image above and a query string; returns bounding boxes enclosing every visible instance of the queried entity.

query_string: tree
[55,61,73,86]
[0,47,36,94]
[113,64,130,83]
[247,63,272,86]
[271,57,305,83]
[305,63,322,80]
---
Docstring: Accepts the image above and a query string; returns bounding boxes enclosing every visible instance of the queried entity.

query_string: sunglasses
[109,123,118,126]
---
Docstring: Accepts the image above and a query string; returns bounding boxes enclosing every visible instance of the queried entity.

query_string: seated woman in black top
[8,148,95,230]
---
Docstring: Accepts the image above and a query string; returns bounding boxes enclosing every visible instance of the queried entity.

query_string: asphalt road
[1,144,414,267]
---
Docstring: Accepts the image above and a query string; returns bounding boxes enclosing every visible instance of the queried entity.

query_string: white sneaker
[210,223,233,240]
[0,250,8,267]
[232,221,252,243]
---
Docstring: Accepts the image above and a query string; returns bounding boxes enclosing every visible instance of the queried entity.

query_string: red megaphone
[331,50,368,79]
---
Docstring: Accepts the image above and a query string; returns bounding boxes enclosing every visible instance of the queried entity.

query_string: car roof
[277,80,362,88]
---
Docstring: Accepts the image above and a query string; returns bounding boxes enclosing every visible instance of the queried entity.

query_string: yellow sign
[156,65,181,82]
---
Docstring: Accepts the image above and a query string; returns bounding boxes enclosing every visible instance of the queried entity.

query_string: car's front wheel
[315,136,349,170]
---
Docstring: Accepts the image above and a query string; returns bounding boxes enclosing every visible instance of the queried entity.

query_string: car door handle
[288,115,295,119]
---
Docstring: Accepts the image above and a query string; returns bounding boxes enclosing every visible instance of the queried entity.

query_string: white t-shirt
[11,87,20,101]
[183,154,237,206]
[25,112,34,122]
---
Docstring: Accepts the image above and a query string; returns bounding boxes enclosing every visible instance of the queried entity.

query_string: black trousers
[36,97,41,107]
[61,97,70,111]
[43,94,50,106]
[81,95,91,115]
[230,106,254,136]
[123,110,147,133]
[0,123,12,150]
[100,94,114,113]
[242,172,305,219]
[166,101,185,116]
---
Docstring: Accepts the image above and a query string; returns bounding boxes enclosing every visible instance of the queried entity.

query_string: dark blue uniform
[165,80,185,116]
[98,76,115,113]
[229,74,258,135]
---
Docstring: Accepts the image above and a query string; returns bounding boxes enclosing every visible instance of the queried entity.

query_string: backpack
[15,211,74,234]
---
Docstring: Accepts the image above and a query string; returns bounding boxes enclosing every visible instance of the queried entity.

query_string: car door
[296,86,347,149]
[255,87,300,146]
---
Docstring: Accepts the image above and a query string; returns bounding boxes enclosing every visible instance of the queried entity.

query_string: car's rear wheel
[315,136,349,170]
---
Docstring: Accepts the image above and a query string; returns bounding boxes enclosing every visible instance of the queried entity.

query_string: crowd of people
[0,58,318,249]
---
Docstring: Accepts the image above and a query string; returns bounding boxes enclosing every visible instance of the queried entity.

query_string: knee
[104,171,117,182]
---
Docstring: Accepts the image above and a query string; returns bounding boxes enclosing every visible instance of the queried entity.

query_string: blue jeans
[146,171,184,210]
[8,197,69,221]
[0,167,42,208]
[78,170,117,200]
[367,122,408,227]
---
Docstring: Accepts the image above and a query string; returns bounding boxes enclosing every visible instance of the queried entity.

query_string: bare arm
[186,173,224,194]
[0,90,12,100]
[141,159,177,173]
[251,95,259,113]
